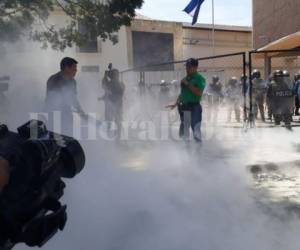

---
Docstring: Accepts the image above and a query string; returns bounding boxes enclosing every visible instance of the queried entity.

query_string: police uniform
[293,73,300,116]
[205,76,223,123]
[226,77,241,122]
[252,79,266,121]
[159,81,171,108]
[251,70,266,122]
[267,70,294,126]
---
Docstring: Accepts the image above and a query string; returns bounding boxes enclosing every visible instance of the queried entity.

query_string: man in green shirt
[167,58,206,142]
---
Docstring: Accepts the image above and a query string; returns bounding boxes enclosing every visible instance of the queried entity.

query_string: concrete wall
[126,20,252,71]
[182,27,252,59]
[253,0,300,49]
[80,26,129,73]
[122,21,252,87]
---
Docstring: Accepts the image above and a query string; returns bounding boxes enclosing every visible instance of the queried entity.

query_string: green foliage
[0,0,143,50]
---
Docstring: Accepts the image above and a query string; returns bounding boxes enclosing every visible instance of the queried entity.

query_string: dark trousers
[178,103,202,142]
[254,95,265,121]
[274,114,292,126]
[227,99,240,122]
[295,97,299,115]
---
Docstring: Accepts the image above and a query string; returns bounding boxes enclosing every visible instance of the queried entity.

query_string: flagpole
[212,0,215,56]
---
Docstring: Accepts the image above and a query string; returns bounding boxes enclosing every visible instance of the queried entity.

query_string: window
[132,31,175,71]
[78,22,98,53]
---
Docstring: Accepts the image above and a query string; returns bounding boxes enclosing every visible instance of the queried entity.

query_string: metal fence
[120,52,247,127]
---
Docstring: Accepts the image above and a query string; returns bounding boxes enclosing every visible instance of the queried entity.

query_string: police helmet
[294,72,300,82]
[282,70,290,77]
[251,69,261,79]
[171,79,179,86]
[228,76,238,86]
[240,75,247,81]
[272,70,283,78]
[212,75,219,82]
[160,80,167,87]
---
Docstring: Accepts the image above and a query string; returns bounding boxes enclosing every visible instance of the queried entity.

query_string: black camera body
[0,120,85,249]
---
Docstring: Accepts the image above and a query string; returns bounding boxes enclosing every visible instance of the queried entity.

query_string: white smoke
[1,41,300,250]
[26,127,300,250]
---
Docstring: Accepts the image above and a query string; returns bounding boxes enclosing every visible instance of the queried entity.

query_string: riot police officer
[266,73,274,120]
[293,73,300,116]
[240,75,249,95]
[225,76,241,123]
[267,70,294,127]
[240,75,249,121]
[206,75,223,123]
[251,69,267,122]
[283,70,294,89]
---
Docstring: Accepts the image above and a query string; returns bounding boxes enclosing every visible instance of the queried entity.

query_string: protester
[167,58,206,142]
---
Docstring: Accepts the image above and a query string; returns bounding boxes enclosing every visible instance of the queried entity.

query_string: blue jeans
[178,103,202,142]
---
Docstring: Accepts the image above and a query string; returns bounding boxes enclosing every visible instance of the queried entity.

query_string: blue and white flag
[183,0,205,25]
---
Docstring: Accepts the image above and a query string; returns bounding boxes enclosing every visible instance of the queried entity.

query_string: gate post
[248,51,255,127]
[243,53,247,123]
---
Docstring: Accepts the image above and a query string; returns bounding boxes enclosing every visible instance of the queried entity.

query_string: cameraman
[100,63,114,122]
[99,66,125,138]
[0,120,85,249]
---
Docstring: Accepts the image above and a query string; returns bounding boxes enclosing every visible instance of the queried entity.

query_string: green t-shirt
[180,72,206,104]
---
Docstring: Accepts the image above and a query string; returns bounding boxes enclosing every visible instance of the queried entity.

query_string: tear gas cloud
[1,41,300,250]
[16,128,300,250]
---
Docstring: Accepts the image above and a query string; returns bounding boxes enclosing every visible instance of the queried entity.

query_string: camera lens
[57,135,85,178]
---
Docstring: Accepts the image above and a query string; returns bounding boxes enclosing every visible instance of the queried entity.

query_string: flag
[183,0,205,25]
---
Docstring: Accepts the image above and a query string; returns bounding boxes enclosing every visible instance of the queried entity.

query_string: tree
[0,0,144,51]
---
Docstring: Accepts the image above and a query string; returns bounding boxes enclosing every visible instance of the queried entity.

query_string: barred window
[78,22,98,53]
[132,31,175,71]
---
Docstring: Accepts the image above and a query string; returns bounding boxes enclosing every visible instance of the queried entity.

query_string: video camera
[104,63,113,81]
[0,120,85,249]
